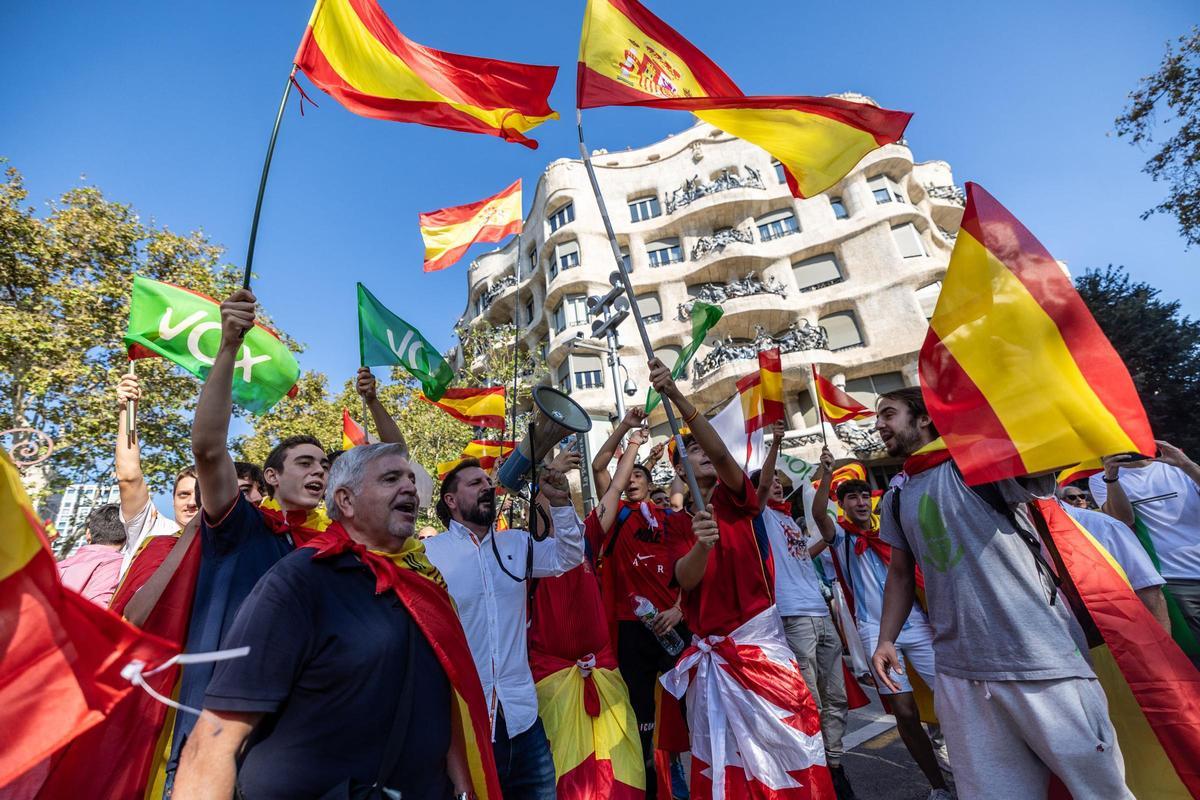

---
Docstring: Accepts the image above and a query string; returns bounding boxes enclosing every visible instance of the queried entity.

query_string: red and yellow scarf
[902,437,953,477]
[258,497,332,545]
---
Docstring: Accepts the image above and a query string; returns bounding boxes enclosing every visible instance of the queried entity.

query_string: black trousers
[617,620,690,800]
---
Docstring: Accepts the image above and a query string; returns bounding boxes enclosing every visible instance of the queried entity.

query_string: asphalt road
[836,700,946,800]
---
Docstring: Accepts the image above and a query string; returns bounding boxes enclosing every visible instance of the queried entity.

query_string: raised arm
[191,290,254,521]
[1157,439,1200,491]
[1097,455,1135,528]
[591,407,646,499]
[595,427,649,532]
[674,505,719,591]
[811,447,838,543]
[756,420,786,509]
[115,373,150,520]
[531,450,585,576]
[356,367,407,454]
[648,357,742,491]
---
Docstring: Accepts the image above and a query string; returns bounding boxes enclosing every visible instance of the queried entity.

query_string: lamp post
[569,333,633,421]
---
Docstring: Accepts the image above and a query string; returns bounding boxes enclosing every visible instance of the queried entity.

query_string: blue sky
[6,0,1197,391]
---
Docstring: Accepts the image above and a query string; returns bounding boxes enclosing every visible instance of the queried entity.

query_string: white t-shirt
[1063,504,1164,591]
[1090,462,1200,580]
[118,499,179,577]
[760,507,828,617]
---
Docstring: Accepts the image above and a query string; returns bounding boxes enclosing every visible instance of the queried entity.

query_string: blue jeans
[492,711,556,800]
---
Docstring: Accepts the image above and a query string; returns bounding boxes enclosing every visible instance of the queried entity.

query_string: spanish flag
[737,348,784,434]
[577,0,911,197]
[422,386,506,429]
[342,409,368,450]
[812,366,873,424]
[0,453,175,789]
[462,439,515,470]
[294,0,559,148]
[420,180,523,273]
[1034,499,1200,798]
[919,183,1155,485]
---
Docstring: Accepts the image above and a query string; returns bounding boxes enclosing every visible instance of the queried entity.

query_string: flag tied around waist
[358,282,454,401]
[294,0,558,148]
[420,180,523,273]
[124,276,300,414]
[919,183,1155,485]
[577,0,911,198]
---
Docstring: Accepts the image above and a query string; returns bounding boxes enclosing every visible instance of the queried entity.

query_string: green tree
[1075,265,1200,454]
[0,160,295,501]
[1115,27,1200,246]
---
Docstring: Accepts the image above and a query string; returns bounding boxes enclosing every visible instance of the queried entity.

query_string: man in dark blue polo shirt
[175,444,493,799]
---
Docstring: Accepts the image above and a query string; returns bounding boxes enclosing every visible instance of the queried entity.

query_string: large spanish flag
[1033,499,1200,798]
[421,386,507,429]
[420,180,523,273]
[295,0,559,148]
[812,366,873,425]
[0,453,175,790]
[919,183,1155,485]
[576,0,911,197]
[737,347,784,434]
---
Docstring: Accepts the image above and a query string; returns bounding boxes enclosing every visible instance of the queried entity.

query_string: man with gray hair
[175,444,500,800]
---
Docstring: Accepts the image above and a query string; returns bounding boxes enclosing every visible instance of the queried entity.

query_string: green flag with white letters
[124,276,300,414]
[357,283,454,401]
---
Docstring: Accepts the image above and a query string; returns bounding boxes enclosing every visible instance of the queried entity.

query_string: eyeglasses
[1062,493,1087,504]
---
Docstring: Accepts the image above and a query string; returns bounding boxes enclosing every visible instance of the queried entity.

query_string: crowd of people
[53,288,1200,800]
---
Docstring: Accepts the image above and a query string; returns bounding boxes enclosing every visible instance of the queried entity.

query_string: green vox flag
[776,453,819,489]
[645,301,723,413]
[357,283,454,401]
[123,276,300,414]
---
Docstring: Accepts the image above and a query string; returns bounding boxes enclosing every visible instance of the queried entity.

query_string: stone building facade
[462,99,963,492]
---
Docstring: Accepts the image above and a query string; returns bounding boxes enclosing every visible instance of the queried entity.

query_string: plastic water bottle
[633,595,685,656]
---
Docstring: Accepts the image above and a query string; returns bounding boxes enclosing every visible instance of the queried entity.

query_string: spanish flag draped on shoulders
[305,524,502,799]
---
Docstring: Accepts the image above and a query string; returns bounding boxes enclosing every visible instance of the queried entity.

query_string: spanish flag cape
[36,499,332,799]
[304,524,502,800]
[528,558,645,799]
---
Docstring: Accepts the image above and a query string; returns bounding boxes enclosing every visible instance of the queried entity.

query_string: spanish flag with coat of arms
[577,0,911,198]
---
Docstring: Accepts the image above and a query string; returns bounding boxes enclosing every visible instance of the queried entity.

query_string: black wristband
[1102,475,1119,484]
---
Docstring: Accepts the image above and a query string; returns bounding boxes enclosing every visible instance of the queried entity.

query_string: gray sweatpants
[783,614,848,766]
[1167,579,1200,667]
[935,673,1133,800]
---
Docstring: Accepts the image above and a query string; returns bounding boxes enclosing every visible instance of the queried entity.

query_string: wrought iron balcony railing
[665,165,766,214]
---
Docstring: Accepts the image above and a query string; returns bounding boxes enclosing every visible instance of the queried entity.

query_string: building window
[657,344,684,376]
[526,245,538,272]
[915,280,942,319]
[572,354,605,390]
[553,294,588,333]
[844,371,906,407]
[629,195,662,223]
[524,299,535,325]
[772,160,787,184]
[796,390,818,428]
[548,201,575,233]
[647,238,683,267]
[891,222,926,259]
[792,254,843,293]
[830,197,848,219]
[636,293,663,324]
[868,174,905,205]
[757,209,800,242]
[556,361,571,393]
[819,310,864,351]
[551,240,580,277]
[619,246,632,273]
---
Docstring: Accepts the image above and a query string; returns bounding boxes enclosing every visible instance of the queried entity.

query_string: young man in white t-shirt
[1089,440,1200,650]
[752,422,854,799]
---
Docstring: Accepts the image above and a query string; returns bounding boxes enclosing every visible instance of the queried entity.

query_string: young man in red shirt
[649,358,834,800]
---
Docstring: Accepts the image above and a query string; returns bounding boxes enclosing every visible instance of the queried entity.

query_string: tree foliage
[1115,27,1200,247]
[1075,265,1200,455]
[0,160,285,499]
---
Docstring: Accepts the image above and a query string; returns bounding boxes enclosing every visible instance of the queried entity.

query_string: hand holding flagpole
[125,361,137,448]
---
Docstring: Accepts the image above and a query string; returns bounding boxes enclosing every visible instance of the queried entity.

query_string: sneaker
[928,789,955,800]
[829,765,858,800]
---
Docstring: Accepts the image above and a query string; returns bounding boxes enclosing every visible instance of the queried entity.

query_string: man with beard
[649,359,833,800]
[872,387,1132,799]
[426,456,585,800]
[175,444,501,799]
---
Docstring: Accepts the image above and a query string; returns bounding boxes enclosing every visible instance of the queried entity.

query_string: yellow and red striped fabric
[812,366,873,424]
[919,183,1155,485]
[462,439,515,470]
[1057,457,1104,487]
[0,453,175,789]
[576,0,911,198]
[294,0,558,149]
[737,348,784,434]
[1034,499,1200,798]
[342,408,368,450]
[421,386,506,430]
[420,180,523,273]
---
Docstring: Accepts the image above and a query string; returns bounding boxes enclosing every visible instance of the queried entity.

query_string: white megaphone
[497,385,593,493]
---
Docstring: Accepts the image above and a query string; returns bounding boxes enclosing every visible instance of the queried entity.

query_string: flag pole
[811,364,828,448]
[356,285,372,438]
[577,110,705,513]
[242,66,298,290]
[508,243,521,530]
[126,360,136,448]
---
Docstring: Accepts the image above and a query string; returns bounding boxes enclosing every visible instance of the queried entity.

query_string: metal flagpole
[241,66,298,290]
[126,360,136,448]
[357,297,372,440]
[509,243,522,529]
[811,364,828,448]
[577,110,705,513]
